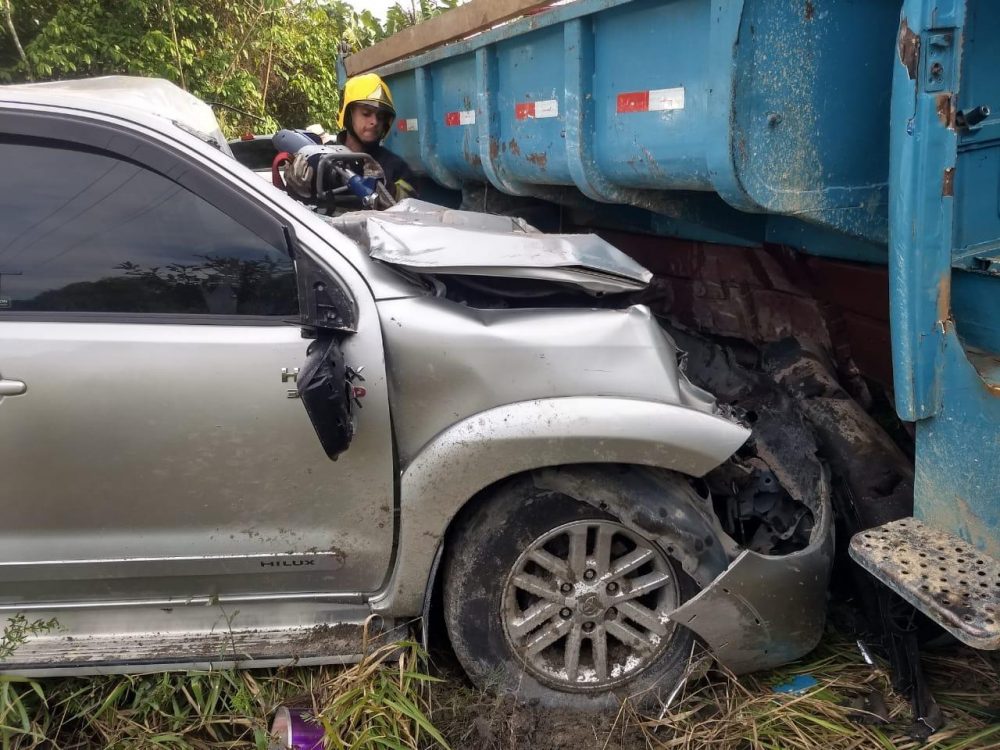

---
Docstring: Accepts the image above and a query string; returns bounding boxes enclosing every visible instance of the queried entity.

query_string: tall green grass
[0,622,447,750]
[2,612,998,750]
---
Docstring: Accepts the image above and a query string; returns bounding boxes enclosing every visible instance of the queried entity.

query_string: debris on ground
[429,630,1000,750]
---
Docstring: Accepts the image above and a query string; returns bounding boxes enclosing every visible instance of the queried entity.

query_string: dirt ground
[425,633,1000,750]
[429,685,648,750]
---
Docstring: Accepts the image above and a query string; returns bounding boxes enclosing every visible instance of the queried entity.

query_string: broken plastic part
[297,336,355,460]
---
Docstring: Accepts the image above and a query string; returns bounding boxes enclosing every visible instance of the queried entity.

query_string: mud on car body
[0,77,831,707]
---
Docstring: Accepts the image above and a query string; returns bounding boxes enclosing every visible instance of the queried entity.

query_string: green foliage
[385,0,460,36]
[0,0,462,137]
[0,639,447,749]
[0,615,58,661]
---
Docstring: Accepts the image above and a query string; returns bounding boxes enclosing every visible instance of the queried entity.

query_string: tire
[442,470,703,709]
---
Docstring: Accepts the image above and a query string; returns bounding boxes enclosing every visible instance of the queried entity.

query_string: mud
[430,676,649,749]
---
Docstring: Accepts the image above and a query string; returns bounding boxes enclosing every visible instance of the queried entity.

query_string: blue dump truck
[342,0,998,722]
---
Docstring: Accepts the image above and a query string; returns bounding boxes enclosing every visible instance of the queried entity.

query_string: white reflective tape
[534,99,559,118]
[648,87,685,112]
[459,109,476,125]
[404,118,418,131]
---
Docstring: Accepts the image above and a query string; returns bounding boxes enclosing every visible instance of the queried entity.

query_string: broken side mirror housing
[285,227,359,460]
[286,227,358,334]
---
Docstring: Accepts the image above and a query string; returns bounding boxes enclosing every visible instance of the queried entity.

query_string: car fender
[369,396,749,615]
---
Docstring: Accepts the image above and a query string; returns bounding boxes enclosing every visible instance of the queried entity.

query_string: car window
[0,138,297,317]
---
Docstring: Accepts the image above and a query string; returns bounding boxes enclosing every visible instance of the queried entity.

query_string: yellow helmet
[338,73,396,135]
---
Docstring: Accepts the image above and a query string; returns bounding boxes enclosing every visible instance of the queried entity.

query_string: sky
[345,0,405,21]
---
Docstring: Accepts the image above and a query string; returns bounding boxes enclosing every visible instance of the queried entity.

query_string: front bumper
[671,475,834,674]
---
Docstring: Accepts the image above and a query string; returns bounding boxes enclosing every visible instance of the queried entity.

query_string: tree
[385,0,459,37]
[0,0,463,137]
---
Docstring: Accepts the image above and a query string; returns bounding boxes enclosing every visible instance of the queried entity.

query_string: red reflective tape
[444,110,475,126]
[397,119,407,131]
[515,102,535,120]
[617,91,650,113]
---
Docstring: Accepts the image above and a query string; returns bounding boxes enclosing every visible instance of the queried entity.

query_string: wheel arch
[369,396,749,617]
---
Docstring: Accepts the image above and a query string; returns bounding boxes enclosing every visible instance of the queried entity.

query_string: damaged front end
[667,330,837,674]
[337,200,836,674]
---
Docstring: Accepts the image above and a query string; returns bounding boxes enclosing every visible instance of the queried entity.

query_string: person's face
[351,103,389,144]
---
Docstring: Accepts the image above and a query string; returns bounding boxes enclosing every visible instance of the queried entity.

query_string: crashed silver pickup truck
[0,77,831,708]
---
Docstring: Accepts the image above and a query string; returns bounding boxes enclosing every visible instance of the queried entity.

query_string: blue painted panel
[953,268,1000,354]
[731,0,897,242]
[493,28,573,185]
[591,0,713,190]
[951,0,1000,268]
[382,75,419,167]
[952,145,1000,259]
[376,0,901,246]
[914,327,1000,560]
[891,0,1000,562]
[954,0,1000,151]
[889,0,961,422]
[766,217,890,265]
[426,55,483,181]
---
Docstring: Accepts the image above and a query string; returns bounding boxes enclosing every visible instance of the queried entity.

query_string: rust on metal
[804,0,815,21]
[937,271,952,323]
[526,152,548,169]
[936,93,955,128]
[967,350,1000,397]
[897,17,920,81]
[507,138,521,156]
[489,138,501,161]
[942,167,955,197]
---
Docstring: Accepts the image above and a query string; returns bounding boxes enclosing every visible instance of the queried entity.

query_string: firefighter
[336,73,416,201]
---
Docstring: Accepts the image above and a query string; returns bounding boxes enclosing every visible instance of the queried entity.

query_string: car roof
[0,75,229,149]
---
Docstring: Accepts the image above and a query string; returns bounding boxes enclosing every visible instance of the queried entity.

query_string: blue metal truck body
[351,0,1000,644]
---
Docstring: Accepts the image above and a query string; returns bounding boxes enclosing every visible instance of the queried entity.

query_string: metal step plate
[850,518,1000,649]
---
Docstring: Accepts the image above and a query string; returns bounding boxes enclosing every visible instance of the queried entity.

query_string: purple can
[269,705,325,750]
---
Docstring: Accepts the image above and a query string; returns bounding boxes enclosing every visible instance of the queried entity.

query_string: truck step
[850,518,1000,649]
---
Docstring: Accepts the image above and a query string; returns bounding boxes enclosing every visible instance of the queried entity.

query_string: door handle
[0,378,27,396]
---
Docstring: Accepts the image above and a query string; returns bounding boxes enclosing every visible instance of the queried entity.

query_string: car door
[0,110,395,608]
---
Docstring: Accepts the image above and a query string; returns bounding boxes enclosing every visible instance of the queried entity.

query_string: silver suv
[0,77,831,707]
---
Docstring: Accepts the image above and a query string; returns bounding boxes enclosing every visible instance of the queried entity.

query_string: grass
[0,622,447,750]
[426,633,1000,750]
[634,634,1000,750]
[0,617,997,750]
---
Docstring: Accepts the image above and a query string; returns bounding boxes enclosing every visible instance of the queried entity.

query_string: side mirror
[285,227,358,333]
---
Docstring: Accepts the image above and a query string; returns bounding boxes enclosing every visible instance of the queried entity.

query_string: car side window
[0,137,297,317]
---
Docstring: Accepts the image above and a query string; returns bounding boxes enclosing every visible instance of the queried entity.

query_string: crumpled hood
[330,199,653,294]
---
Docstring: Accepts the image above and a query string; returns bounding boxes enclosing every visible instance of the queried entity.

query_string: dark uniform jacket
[335,132,416,198]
